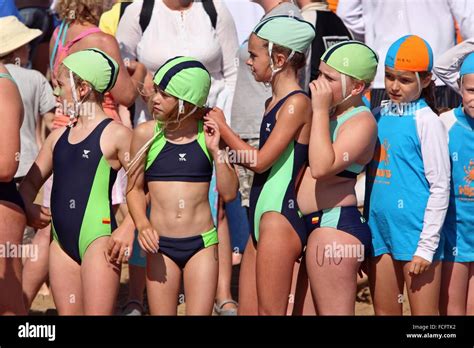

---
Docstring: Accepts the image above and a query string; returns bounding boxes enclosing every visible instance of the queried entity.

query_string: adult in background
[337,0,474,109]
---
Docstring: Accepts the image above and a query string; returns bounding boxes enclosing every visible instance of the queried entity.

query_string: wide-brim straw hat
[0,16,42,57]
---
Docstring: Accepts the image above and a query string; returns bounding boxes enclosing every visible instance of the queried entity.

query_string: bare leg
[22,224,51,310]
[256,212,301,315]
[81,237,121,315]
[0,203,27,314]
[305,228,362,315]
[49,241,83,315]
[403,261,441,315]
[440,262,469,315]
[125,264,146,313]
[293,257,316,315]
[287,261,300,315]
[146,252,181,315]
[237,236,258,315]
[369,253,404,315]
[215,200,236,313]
[184,245,219,315]
[467,263,474,315]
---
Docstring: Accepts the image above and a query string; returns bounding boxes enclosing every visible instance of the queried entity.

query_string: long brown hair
[419,71,438,115]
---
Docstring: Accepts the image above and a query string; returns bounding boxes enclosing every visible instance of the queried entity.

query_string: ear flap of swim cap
[153,56,211,108]
[460,52,474,77]
[321,40,379,82]
[385,35,434,72]
[62,48,119,93]
[253,15,316,53]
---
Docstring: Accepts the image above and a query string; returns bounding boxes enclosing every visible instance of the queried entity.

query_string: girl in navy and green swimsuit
[205,16,316,315]
[126,56,238,315]
[20,49,134,315]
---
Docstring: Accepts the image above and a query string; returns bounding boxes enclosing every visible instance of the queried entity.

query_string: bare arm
[107,123,136,263]
[204,119,238,203]
[126,122,159,253]
[308,79,377,179]
[42,111,55,134]
[205,94,311,174]
[19,128,63,228]
[38,111,55,147]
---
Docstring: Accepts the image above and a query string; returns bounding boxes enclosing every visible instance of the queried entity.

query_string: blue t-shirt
[0,0,22,20]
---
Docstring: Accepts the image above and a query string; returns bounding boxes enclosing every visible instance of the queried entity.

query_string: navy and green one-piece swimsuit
[51,118,117,264]
[249,90,309,246]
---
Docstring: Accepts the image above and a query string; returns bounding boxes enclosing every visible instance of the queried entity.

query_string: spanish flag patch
[102,218,111,225]
[311,216,319,224]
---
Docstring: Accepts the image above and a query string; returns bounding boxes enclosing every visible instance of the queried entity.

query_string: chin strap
[329,74,354,115]
[264,41,295,87]
[67,69,92,127]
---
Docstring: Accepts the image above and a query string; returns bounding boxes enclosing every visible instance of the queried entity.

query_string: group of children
[0,14,473,316]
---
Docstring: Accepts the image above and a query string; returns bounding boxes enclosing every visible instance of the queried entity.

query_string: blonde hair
[55,0,105,25]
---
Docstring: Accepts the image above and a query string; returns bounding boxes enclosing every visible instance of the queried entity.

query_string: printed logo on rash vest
[459,159,474,200]
[179,153,187,162]
[370,139,391,184]
[82,150,90,159]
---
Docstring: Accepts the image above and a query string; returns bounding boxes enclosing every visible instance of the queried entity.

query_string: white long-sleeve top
[415,107,451,261]
[433,37,474,95]
[116,0,239,124]
[336,0,474,89]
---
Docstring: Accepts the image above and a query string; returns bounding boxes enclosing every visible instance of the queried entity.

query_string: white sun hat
[0,16,42,57]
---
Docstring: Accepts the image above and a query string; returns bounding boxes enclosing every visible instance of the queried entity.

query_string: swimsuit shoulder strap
[50,21,68,72]
[266,90,308,119]
[145,121,166,170]
[277,90,307,109]
[197,119,212,163]
[64,27,102,51]
[0,73,15,84]
[331,105,370,141]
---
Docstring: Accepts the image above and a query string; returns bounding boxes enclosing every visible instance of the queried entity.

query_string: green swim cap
[321,41,379,82]
[62,48,119,93]
[253,15,316,53]
[153,56,211,108]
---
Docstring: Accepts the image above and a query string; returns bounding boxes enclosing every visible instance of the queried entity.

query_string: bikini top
[145,120,213,183]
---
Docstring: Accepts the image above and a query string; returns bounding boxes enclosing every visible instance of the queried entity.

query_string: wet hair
[55,0,105,25]
[419,71,438,115]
